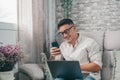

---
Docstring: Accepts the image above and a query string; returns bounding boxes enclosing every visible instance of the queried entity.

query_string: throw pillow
[113,50,120,80]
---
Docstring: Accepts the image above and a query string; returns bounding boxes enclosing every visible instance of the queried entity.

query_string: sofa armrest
[19,64,44,80]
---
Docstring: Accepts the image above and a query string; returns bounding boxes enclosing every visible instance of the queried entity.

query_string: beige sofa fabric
[19,64,44,80]
[79,30,104,50]
[104,30,120,50]
[102,51,115,80]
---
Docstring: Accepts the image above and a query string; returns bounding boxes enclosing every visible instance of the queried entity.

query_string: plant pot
[0,61,15,71]
[0,70,14,80]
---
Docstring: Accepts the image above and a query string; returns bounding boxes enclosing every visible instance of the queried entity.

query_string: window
[0,0,17,24]
[0,0,17,44]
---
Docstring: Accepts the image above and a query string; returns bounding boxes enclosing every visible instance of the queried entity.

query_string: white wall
[56,0,120,30]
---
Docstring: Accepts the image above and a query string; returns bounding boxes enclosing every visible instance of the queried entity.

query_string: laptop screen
[47,61,83,80]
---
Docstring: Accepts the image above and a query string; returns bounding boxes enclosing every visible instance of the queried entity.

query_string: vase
[0,70,14,80]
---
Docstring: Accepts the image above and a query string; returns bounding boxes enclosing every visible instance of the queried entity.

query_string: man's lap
[84,75,95,80]
[54,75,95,80]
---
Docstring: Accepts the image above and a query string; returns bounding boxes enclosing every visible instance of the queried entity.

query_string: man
[50,19,102,80]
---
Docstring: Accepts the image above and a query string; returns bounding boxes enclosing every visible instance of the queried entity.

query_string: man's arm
[80,62,101,72]
[81,40,102,72]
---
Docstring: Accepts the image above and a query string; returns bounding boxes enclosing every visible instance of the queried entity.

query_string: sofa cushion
[102,51,115,80]
[113,50,120,80]
[104,30,120,50]
[79,30,104,50]
[19,64,44,80]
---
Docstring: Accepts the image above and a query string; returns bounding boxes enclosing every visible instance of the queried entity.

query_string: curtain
[18,0,44,63]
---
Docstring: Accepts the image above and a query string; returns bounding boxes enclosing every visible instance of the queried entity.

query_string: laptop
[46,61,83,80]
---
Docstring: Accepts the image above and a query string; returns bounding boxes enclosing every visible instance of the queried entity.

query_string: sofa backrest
[102,30,120,80]
[79,30,104,50]
[104,30,120,50]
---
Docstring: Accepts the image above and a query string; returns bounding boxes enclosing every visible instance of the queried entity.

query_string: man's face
[58,24,76,43]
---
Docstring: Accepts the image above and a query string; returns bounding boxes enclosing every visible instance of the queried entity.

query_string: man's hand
[50,47,61,59]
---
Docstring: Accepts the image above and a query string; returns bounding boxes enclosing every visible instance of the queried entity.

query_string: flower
[0,42,22,71]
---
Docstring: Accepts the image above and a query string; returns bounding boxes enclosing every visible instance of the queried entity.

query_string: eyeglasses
[58,26,73,35]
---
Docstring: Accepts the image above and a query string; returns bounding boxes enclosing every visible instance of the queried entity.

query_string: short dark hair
[57,19,74,29]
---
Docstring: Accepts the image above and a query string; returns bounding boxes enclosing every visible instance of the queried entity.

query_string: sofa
[19,30,120,80]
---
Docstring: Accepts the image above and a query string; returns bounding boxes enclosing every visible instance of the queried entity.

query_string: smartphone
[51,41,59,48]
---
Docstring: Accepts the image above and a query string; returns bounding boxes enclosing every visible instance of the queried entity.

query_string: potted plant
[0,42,22,80]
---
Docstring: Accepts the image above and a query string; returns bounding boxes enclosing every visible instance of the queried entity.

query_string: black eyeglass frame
[58,26,73,35]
